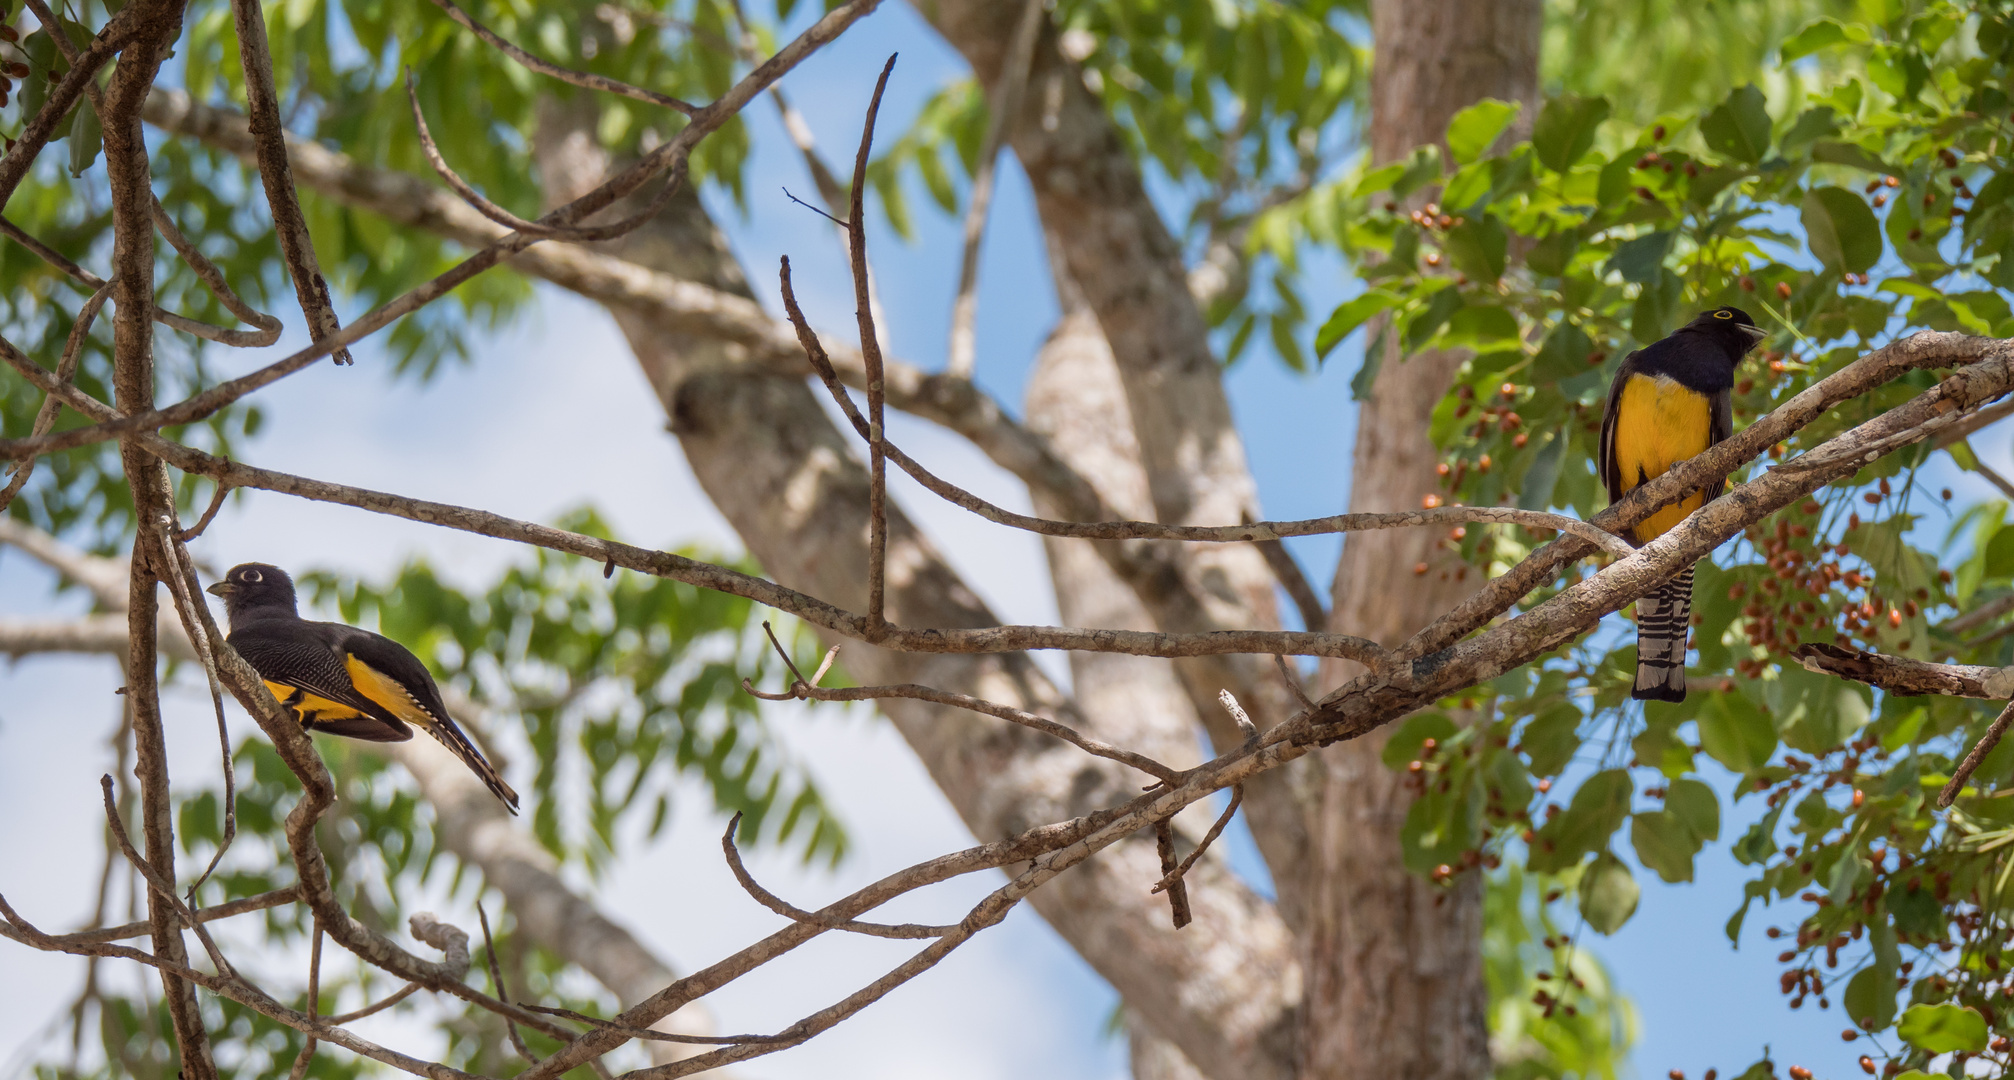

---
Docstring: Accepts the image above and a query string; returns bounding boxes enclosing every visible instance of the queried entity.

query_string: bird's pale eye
[244,569,263,583]
[1714,310,1733,319]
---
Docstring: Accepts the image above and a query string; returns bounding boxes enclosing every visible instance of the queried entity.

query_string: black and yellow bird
[207,562,519,812]
[1599,306,1768,702]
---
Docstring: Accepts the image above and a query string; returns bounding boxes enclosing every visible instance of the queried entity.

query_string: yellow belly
[1613,373,1712,544]
[264,679,367,721]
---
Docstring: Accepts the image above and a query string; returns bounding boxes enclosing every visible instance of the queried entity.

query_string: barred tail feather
[423,718,521,814]
[1633,565,1695,702]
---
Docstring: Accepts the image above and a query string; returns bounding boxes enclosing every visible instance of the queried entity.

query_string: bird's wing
[230,624,412,741]
[335,627,520,812]
[1597,350,1642,505]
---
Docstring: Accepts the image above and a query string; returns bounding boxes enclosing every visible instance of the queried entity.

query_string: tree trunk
[1309,4,1544,1078]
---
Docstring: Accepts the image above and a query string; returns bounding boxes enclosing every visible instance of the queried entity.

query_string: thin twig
[745,628,1177,779]
[286,924,322,1080]
[426,0,699,115]
[181,478,233,542]
[323,983,420,1025]
[1151,786,1244,896]
[1971,454,2014,503]
[146,200,284,348]
[97,776,237,979]
[1152,821,1192,929]
[809,644,840,686]
[1943,699,2014,807]
[1274,654,1315,711]
[1219,690,1259,745]
[519,1003,783,1046]
[478,903,539,1065]
[52,886,301,946]
[0,210,278,348]
[228,0,345,360]
[406,70,686,241]
[849,55,898,634]
[782,186,850,229]
[150,521,237,901]
[0,4,136,213]
[945,0,1045,379]
[1257,537,1328,631]
[759,619,810,689]
[1947,592,2014,637]
[720,815,954,940]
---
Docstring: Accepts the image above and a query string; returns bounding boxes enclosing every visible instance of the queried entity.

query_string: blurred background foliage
[7,0,2014,1077]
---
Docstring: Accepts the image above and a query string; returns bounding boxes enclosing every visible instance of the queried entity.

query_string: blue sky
[4,4,2012,1079]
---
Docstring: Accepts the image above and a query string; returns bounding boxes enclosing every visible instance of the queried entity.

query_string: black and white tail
[425,717,521,814]
[1633,565,1695,702]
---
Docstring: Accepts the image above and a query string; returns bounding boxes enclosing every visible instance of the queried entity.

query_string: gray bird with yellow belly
[208,562,519,811]
[1598,306,1768,701]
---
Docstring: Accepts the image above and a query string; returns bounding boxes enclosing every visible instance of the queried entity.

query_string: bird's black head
[206,563,298,623]
[1684,306,1769,357]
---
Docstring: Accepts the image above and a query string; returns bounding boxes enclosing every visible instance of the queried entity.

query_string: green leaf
[1606,231,1674,285]
[69,100,102,177]
[1350,340,1385,401]
[1847,517,1937,599]
[1443,304,1519,348]
[1731,800,1785,866]
[1780,106,1839,152]
[1530,94,1610,173]
[1391,145,1443,199]
[1519,704,1583,777]
[1533,319,1593,382]
[1886,877,1943,938]
[1381,712,1458,770]
[1896,1003,1988,1053]
[1577,852,1640,934]
[1630,811,1701,883]
[1527,229,1579,277]
[1802,187,1884,274]
[1779,18,1868,62]
[1442,215,1507,282]
[1405,284,1466,350]
[1316,291,1398,360]
[1630,269,1684,342]
[1518,431,1568,512]
[1665,778,1720,841]
[1529,769,1631,872]
[1446,99,1521,166]
[1812,140,1898,176]
[1700,85,1771,164]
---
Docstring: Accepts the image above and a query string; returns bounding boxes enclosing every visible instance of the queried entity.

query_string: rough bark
[530,103,1300,1080]
[1309,4,1544,1078]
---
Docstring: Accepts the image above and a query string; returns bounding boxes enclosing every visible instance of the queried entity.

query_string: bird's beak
[1739,324,1769,343]
[205,582,237,598]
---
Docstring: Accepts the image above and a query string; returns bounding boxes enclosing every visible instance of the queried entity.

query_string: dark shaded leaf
[1531,94,1610,173]
[1700,84,1771,163]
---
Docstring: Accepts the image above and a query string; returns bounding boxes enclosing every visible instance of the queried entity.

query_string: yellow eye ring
[1714,310,1733,319]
